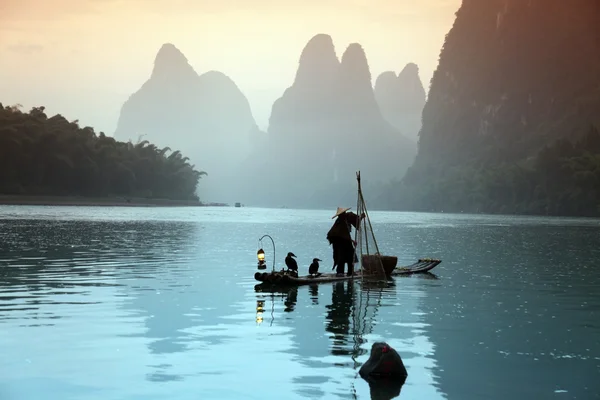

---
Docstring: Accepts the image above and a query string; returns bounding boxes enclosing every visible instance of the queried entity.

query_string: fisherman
[327,207,365,277]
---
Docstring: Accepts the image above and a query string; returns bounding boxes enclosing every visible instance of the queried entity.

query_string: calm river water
[0,206,599,400]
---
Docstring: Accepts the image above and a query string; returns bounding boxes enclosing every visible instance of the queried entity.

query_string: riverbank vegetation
[393,126,600,217]
[0,104,206,202]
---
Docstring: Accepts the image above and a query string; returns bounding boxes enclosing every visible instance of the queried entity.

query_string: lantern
[256,234,275,272]
[257,248,267,270]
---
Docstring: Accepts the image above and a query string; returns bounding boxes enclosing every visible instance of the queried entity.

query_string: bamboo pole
[354,171,386,278]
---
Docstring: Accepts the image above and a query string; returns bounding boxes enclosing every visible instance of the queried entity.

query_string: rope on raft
[351,171,387,376]
[355,171,386,279]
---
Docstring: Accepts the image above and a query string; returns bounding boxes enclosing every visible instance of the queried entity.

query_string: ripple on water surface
[1,207,599,399]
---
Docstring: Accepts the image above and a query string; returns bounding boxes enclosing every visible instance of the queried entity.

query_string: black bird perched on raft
[309,258,322,277]
[285,252,298,273]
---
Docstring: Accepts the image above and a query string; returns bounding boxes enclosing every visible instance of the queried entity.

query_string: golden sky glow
[0,0,461,133]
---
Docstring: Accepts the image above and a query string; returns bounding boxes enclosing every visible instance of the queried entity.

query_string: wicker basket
[361,254,398,277]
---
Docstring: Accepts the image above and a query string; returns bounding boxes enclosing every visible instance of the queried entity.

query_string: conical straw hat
[332,207,351,219]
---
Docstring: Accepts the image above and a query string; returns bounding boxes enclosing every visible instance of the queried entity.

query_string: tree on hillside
[0,104,207,201]
[387,125,600,217]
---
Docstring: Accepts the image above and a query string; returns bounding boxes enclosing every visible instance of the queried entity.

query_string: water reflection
[0,210,445,400]
[415,222,600,400]
[254,284,300,325]
[0,220,198,326]
[2,207,599,400]
[309,284,319,305]
[285,287,299,312]
[326,281,355,357]
[0,218,202,391]
[365,378,405,400]
[252,277,437,400]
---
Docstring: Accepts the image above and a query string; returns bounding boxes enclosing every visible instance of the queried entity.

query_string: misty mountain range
[113,34,426,208]
[3,0,599,217]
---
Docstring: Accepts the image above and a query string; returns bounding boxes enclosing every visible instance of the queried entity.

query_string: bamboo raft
[253,172,443,288]
[253,258,442,286]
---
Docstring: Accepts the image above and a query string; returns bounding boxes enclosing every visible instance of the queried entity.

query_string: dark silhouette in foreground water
[359,342,408,400]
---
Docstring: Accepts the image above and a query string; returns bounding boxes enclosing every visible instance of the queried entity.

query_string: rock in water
[359,342,408,381]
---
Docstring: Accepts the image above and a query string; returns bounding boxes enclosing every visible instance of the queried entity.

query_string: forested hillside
[386,0,600,217]
[0,104,205,201]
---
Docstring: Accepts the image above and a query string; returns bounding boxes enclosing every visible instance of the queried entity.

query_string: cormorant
[285,252,298,273]
[309,258,322,277]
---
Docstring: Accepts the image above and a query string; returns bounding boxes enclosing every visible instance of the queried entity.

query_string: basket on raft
[361,254,398,277]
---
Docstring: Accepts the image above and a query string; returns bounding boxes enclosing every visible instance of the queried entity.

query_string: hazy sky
[0,0,461,134]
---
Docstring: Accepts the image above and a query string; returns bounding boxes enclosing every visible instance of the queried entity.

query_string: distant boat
[235,202,241,208]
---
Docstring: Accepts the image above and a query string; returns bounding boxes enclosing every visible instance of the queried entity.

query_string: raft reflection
[253,284,299,325]
[252,279,408,400]
[326,280,357,357]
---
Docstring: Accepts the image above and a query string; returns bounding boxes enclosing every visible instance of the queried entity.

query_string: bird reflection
[283,286,298,312]
[309,283,319,305]
[325,280,355,356]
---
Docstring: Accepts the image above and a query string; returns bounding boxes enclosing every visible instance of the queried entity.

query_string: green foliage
[395,1,600,217]
[394,126,600,217]
[0,104,207,201]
